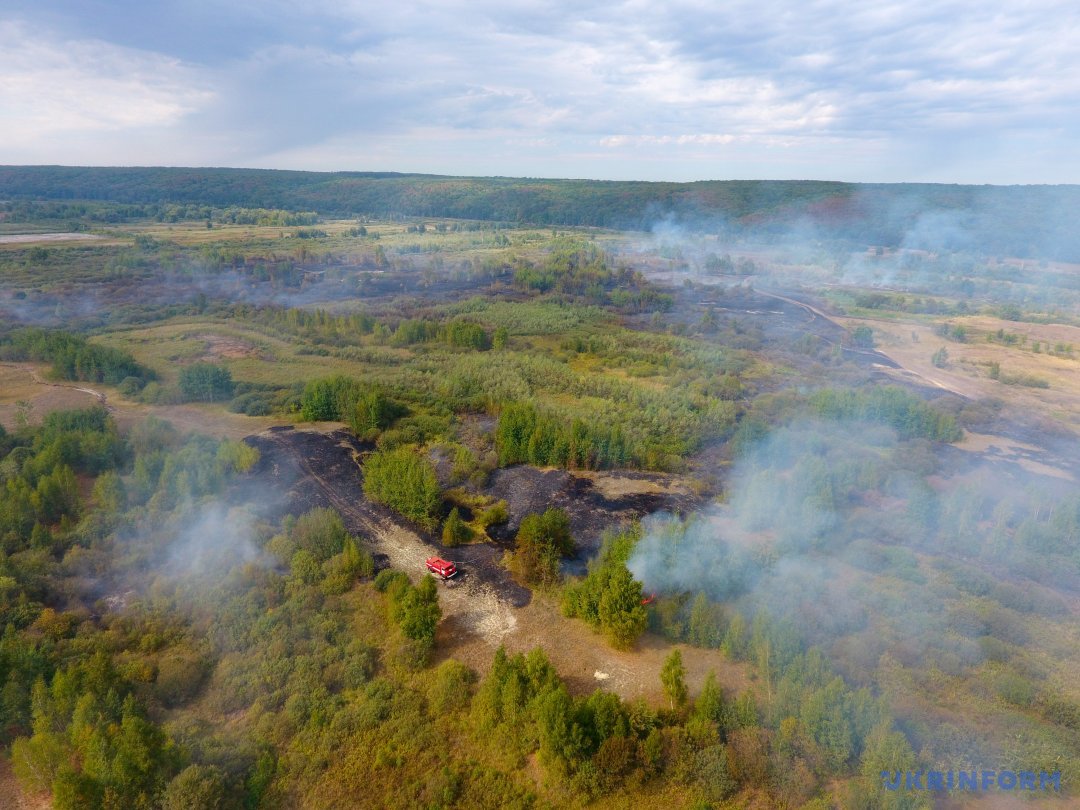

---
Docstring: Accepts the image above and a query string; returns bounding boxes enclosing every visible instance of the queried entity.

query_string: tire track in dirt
[258,429,521,648]
[245,429,752,703]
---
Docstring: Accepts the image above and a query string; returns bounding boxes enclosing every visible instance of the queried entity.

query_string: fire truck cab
[425,557,458,580]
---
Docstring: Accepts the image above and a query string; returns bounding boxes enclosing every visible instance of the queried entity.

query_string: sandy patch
[192,333,268,360]
[0,232,104,244]
[0,362,283,439]
[572,470,694,499]
[437,590,751,706]
[0,364,105,429]
[0,756,51,810]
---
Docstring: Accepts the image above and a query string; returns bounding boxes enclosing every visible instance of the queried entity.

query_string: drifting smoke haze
[156,500,266,584]
[632,402,1077,604]
[628,419,910,622]
[0,263,382,330]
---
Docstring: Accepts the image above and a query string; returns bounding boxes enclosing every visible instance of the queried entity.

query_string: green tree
[512,507,573,587]
[596,566,647,649]
[162,764,227,810]
[442,507,473,547]
[687,592,723,648]
[91,471,126,513]
[179,363,234,403]
[11,732,68,794]
[391,575,442,665]
[693,671,727,734]
[851,325,875,348]
[660,649,688,712]
[362,447,441,530]
[34,464,80,524]
[350,388,403,436]
[848,722,919,810]
[536,686,590,777]
[291,507,349,562]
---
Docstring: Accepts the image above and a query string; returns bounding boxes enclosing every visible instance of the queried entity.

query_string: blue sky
[2,1,1078,183]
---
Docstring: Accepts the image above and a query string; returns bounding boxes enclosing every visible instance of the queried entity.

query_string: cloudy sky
[2,1,1078,183]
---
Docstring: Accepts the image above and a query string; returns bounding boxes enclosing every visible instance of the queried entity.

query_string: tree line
[0,328,154,387]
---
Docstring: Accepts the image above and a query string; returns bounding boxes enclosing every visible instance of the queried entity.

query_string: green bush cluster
[496,401,628,469]
[563,529,648,650]
[299,375,406,436]
[509,507,573,588]
[361,447,441,530]
[178,362,234,403]
[808,385,962,442]
[0,328,153,386]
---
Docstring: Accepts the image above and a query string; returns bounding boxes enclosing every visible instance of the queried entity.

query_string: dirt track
[240,427,749,701]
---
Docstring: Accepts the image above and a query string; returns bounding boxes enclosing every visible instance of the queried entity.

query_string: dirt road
[244,428,750,703]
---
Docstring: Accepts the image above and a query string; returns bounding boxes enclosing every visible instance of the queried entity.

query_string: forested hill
[3,165,1080,259]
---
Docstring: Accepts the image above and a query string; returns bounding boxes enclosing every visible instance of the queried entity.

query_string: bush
[511,508,573,588]
[117,376,144,397]
[362,447,441,530]
[851,325,874,348]
[563,528,647,649]
[154,649,208,707]
[161,765,227,810]
[442,507,473,547]
[179,363,234,403]
[292,507,349,562]
[428,660,476,713]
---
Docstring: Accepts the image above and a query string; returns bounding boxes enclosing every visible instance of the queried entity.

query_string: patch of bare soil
[192,333,268,360]
[571,470,695,499]
[108,403,282,441]
[0,362,282,440]
[438,592,752,705]
[957,431,1076,482]
[0,232,104,244]
[0,363,107,429]
[0,756,51,810]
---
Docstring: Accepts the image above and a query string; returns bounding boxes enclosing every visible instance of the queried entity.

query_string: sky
[2,0,1079,183]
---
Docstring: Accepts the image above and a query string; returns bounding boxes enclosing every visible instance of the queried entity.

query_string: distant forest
[2,165,1080,260]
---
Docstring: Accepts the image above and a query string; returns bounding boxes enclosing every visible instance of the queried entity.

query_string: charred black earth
[234,427,700,601]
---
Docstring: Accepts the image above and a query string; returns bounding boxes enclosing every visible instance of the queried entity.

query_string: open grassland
[840,313,1080,434]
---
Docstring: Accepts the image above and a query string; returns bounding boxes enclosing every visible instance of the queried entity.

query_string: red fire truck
[425,557,458,581]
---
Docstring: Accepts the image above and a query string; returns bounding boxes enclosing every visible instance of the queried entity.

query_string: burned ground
[482,465,699,560]
[238,427,701,595]
[241,427,531,606]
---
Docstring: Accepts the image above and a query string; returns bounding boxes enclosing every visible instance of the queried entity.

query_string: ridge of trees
[4,167,1080,260]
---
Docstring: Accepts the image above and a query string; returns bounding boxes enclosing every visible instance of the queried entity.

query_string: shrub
[442,507,473,547]
[362,447,441,530]
[179,363,234,403]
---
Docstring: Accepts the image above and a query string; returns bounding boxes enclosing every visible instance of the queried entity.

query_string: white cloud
[3,1,1080,181]
[0,21,212,149]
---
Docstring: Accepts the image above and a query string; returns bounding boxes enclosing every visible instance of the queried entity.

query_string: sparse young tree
[597,566,648,650]
[512,507,574,587]
[660,649,688,712]
[442,507,473,547]
[179,363,234,403]
[851,325,875,348]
